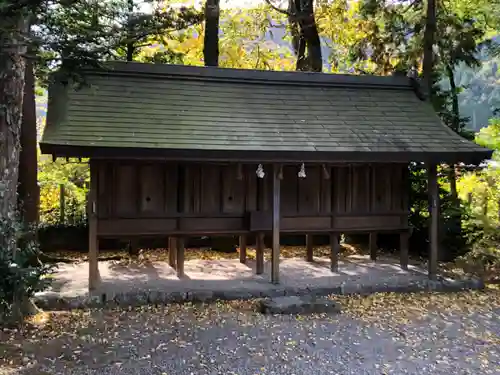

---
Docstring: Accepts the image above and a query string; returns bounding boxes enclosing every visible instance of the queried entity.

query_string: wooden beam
[256,232,264,275]
[428,163,439,280]
[271,164,281,284]
[239,234,247,264]
[369,232,377,261]
[330,233,339,272]
[88,161,100,290]
[305,234,314,262]
[177,237,185,278]
[400,231,409,270]
[168,236,177,269]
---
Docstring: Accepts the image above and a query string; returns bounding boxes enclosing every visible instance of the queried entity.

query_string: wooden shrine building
[40,62,492,289]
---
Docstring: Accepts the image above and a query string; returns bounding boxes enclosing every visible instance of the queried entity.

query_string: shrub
[0,214,54,322]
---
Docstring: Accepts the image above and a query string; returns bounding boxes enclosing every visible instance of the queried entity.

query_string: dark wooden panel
[245,165,257,211]
[263,164,272,211]
[114,164,138,216]
[98,218,177,236]
[334,166,349,213]
[282,216,331,231]
[201,164,220,213]
[184,164,201,213]
[371,164,391,213]
[391,164,403,211]
[351,165,369,213]
[334,215,403,230]
[256,164,271,211]
[164,163,178,214]
[96,162,109,217]
[179,217,245,232]
[320,167,331,214]
[298,165,320,214]
[222,165,245,213]
[139,164,164,214]
[281,166,298,215]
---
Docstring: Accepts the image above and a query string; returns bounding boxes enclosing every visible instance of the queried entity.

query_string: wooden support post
[168,236,177,269]
[88,162,100,291]
[256,232,264,275]
[239,235,247,264]
[176,237,185,278]
[129,238,140,257]
[271,164,281,284]
[428,163,439,280]
[306,234,314,262]
[369,232,377,261]
[400,231,409,271]
[330,233,339,272]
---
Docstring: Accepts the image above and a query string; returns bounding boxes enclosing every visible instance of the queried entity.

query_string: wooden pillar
[177,237,185,278]
[305,234,314,262]
[129,238,140,257]
[330,233,339,272]
[369,232,377,261]
[400,231,409,270]
[256,232,264,275]
[271,164,280,284]
[428,163,439,280]
[168,236,177,269]
[88,161,100,290]
[239,235,247,264]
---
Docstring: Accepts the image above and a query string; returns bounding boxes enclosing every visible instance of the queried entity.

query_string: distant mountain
[443,36,500,131]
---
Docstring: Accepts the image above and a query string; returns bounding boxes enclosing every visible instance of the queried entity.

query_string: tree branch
[264,0,292,16]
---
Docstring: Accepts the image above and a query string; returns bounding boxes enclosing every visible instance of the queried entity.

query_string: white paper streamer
[256,164,265,178]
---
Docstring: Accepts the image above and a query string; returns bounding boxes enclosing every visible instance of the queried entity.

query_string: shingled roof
[40,61,492,163]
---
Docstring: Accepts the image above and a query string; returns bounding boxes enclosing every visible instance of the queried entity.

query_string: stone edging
[34,277,485,311]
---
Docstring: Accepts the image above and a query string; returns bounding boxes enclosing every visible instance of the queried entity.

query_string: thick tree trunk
[422,0,436,98]
[289,0,322,72]
[299,0,322,72]
[18,59,39,229]
[203,0,220,67]
[0,16,28,235]
[126,0,135,62]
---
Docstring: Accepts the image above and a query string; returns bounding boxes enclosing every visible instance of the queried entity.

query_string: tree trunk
[0,15,29,242]
[203,0,220,67]
[18,59,39,229]
[126,0,135,62]
[289,0,322,72]
[445,64,461,237]
[299,0,322,72]
[422,0,436,98]
[288,0,300,56]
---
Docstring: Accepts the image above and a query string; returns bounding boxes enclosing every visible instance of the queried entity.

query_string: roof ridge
[84,61,414,90]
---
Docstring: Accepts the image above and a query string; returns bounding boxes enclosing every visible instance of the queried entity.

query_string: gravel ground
[1,290,500,375]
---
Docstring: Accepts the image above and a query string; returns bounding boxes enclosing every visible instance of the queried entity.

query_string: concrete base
[260,295,342,315]
[33,257,485,310]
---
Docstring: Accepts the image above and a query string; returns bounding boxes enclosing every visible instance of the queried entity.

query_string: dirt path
[2,289,500,375]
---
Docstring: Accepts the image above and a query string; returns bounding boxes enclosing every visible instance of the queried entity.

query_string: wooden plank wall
[94,161,409,236]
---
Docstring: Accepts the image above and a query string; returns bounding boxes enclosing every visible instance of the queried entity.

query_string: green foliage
[0,213,54,321]
[458,219,500,280]
[476,118,500,157]
[38,156,89,226]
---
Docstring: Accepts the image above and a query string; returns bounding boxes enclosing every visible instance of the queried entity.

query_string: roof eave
[39,143,494,165]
